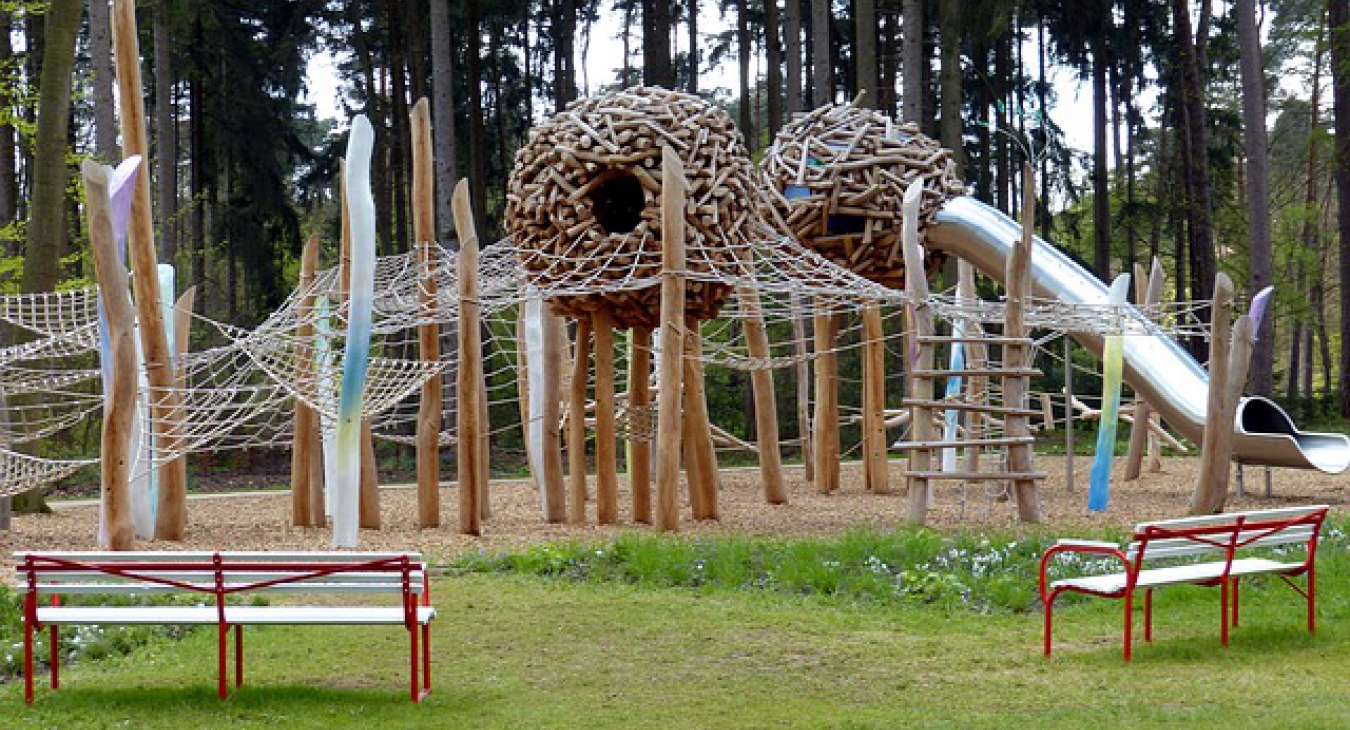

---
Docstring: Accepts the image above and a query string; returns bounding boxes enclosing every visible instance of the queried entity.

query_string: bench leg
[409,624,420,703]
[235,626,244,688]
[1122,590,1133,662]
[1220,578,1230,647]
[1307,568,1316,634]
[23,597,33,705]
[422,623,431,693]
[1042,592,1055,657]
[1232,579,1240,628]
[218,624,229,700]
[49,623,59,690]
[1144,589,1153,643]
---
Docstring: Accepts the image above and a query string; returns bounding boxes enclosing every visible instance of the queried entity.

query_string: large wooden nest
[760,103,966,288]
[504,86,757,329]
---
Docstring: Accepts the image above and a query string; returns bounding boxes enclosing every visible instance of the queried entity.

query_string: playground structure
[3,4,1349,548]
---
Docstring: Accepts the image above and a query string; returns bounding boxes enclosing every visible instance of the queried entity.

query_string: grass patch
[2,518,1347,728]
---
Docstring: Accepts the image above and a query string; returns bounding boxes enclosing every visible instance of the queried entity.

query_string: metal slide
[926,196,1350,474]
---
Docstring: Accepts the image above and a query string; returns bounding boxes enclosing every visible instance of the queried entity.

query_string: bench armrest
[1054,539,1120,550]
[1039,541,1131,602]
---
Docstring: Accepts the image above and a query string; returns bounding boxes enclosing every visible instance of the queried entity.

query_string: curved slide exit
[926,196,1350,474]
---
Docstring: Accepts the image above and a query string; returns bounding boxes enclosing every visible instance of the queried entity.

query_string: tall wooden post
[112,0,188,541]
[741,288,787,503]
[567,316,592,524]
[655,146,687,532]
[901,183,935,524]
[861,302,888,494]
[83,160,136,550]
[629,326,654,522]
[683,322,720,520]
[1124,258,1165,481]
[593,308,620,524]
[291,235,321,527]
[411,98,442,527]
[1189,273,1234,515]
[541,310,568,522]
[790,303,814,483]
[453,180,483,535]
[1005,163,1041,523]
[812,308,839,494]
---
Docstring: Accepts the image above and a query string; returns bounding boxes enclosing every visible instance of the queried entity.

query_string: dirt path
[4,457,1347,573]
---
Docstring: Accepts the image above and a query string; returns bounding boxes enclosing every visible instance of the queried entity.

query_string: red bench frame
[1038,507,1327,661]
[17,552,433,704]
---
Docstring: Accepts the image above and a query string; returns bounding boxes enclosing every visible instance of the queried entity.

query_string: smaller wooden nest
[504,86,757,329]
[760,104,965,288]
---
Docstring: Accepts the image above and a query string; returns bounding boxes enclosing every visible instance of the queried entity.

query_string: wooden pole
[901,183,935,524]
[82,160,136,550]
[290,235,320,527]
[541,309,568,522]
[452,180,483,535]
[790,302,814,483]
[593,308,620,524]
[1064,337,1075,493]
[1124,258,1165,481]
[477,357,490,520]
[411,97,442,528]
[629,325,654,522]
[861,302,888,494]
[567,316,592,524]
[958,262,986,477]
[1212,314,1255,507]
[811,308,839,494]
[741,289,788,503]
[683,322,721,520]
[655,146,687,532]
[1189,272,1235,515]
[112,0,188,541]
[1005,162,1041,523]
[516,314,539,495]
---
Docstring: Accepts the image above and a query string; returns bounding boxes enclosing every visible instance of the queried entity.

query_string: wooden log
[411,97,441,528]
[359,421,380,528]
[568,316,592,524]
[1189,272,1235,515]
[740,288,787,504]
[790,301,813,483]
[290,236,321,527]
[812,308,839,494]
[113,0,187,541]
[477,352,490,520]
[1005,162,1041,524]
[170,284,193,530]
[901,183,935,524]
[516,314,538,495]
[541,309,567,522]
[861,302,888,494]
[453,179,483,535]
[629,326,653,522]
[1124,257,1165,481]
[683,322,720,520]
[1216,314,1256,500]
[82,160,135,550]
[655,145,687,532]
[593,308,620,524]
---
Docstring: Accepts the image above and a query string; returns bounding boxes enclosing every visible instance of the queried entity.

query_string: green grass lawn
[3,532,1349,729]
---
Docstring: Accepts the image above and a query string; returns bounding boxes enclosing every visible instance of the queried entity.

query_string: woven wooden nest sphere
[760,104,966,288]
[504,86,756,329]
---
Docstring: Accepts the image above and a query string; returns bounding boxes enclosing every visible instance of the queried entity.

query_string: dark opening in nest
[587,169,645,235]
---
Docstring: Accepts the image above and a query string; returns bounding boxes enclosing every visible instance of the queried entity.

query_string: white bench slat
[36,605,436,626]
[1052,557,1303,594]
[34,582,422,596]
[1134,505,1328,533]
[1127,525,1316,560]
[29,570,425,584]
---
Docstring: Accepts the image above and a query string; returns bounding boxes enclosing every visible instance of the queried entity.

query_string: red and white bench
[1038,505,1328,660]
[14,551,435,704]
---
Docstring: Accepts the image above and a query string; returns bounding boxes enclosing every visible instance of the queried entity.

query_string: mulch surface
[4,456,1348,574]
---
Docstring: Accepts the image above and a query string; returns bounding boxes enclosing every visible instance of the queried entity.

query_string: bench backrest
[13,551,428,599]
[1125,505,1328,564]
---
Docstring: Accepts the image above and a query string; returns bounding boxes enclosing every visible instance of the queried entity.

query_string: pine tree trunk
[785,0,802,112]
[901,0,923,125]
[765,0,784,133]
[855,0,877,106]
[466,0,488,231]
[555,0,577,108]
[430,0,458,242]
[1236,0,1274,395]
[1331,0,1350,415]
[810,0,832,106]
[938,2,964,175]
[0,9,17,253]
[687,0,699,92]
[737,0,753,150]
[1092,29,1110,280]
[1171,0,1217,329]
[155,1,178,267]
[643,0,674,87]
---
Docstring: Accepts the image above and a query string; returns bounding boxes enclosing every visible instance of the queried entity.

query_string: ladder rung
[893,436,1036,449]
[910,368,1042,378]
[901,400,1041,417]
[916,335,1034,345]
[904,471,1047,481]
